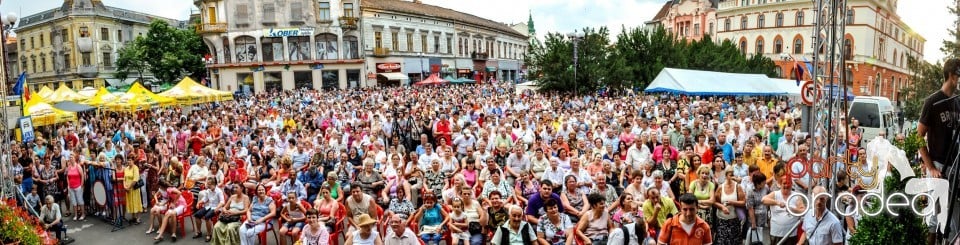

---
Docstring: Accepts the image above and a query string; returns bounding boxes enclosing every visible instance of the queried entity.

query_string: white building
[196,0,363,92]
[360,0,528,86]
[716,0,924,99]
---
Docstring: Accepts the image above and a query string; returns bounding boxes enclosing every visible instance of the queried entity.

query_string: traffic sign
[800,80,821,106]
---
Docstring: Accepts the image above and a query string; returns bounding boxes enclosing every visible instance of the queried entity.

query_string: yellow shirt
[284,118,297,129]
[642,197,678,228]
[757,156,777,179]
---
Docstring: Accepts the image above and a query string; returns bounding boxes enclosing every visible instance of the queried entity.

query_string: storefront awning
[486,67,498,72]
[378,72,410,81]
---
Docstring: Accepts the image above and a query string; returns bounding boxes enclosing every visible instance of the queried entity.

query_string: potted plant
[0,198,54,245]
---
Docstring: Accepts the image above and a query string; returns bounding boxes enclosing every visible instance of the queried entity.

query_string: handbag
[749,229,763,245]
[220,214,242,223]
[132,179,145,189]
[420,225,442,235]
[468,221,482,235]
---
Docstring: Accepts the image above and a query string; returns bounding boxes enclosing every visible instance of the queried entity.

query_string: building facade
[716,0,924,100]
[647,0,719,41]
[16,0,182,92]
[5,36,18,92]
[196,0,365,92]
[360,0,528,87]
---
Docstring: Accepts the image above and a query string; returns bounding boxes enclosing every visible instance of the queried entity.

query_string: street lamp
[418,52,425,82]
[0,10,16,199]
[566,31,583,94]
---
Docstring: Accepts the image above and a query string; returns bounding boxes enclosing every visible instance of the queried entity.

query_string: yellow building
[16,0,182,92]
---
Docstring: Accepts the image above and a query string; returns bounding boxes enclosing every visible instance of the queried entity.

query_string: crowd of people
[7,81,890,245]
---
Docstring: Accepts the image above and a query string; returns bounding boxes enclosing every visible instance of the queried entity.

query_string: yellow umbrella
[46,85,91,103]
[23,99,77,127]
[37,86,54,98]
[103,82,174,111]
[84,87,119,107]
[158,77,234,105]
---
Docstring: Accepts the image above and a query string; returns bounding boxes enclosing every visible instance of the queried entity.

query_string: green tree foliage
[900,56,943,120]
[942,0,960,57]
[849,169,927,245]
[526,26,778,93]
[115,20,209,84]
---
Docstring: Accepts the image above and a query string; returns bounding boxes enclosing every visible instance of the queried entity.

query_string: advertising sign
[263,27,315,37]
[19,116,34,143]
[376,63,402,73]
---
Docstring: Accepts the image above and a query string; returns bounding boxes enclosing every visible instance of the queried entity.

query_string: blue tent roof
[644,68,794,96]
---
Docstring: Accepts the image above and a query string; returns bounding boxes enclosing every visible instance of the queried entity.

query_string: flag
[793,59,805,86]
[802,57,815,78]
[11,71,25,95]
[21,84,30,116]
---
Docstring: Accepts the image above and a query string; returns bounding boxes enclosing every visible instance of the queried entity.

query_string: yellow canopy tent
[158,77,234,105]
[103,82,175,112]
[77,87,97,97]
[37,86,54,98]
[84,87,119,107]
[23,96,77,127]
[46,85,90,103]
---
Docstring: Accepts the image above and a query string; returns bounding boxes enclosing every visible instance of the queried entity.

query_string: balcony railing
[373,47,391,57]
[196,23,227,34]
[471,52,489,61]
[339,16,358,30]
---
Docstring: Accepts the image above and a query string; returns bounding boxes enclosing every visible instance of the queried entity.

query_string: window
[39,34,44,47]
[30,37,34,49]
[774,66,783,77]
[724,19,730,31]
[740,40,747,55]
[61,29,68,42]
[101,28,109,41]
[878,38,885,60]
[846,8,854,24]
[421,34,427,53]
[79,27,89,37]
[374,31,382,49]
[81,53,91,66]
[41,56,46,71]
[19,39,24,50]
[318,2,331,21]
[757,14,765,28]
[793,37,803,54]
[315,33,338,60]
[776,13,784,27]
[64,54,70,69]
[708,22,714,36]
[343,35,359,59]
[694,24,700,36]
[102,52,112,67]
[756,38,764,54]
[774,38,783,53]
[290,2,303,21]
[235,4,250,24]
[117,30,123,42]
[391,32,399,51]
[796,11,804,26]
[261,37,283,62]
[288,36,310,61]
[235,36,258,62]
[343,3,354,17]
[874,73,882,96]
[446,37,452,54]
[434,36,440,53]
[20,59,26,72]
[740,16,747,29]
[262,3,276,23]
[407,33,414,52]
[31,57,35,73]
[741,0,748,6]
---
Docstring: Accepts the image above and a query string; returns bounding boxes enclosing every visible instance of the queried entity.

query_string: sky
[0,0,952,62]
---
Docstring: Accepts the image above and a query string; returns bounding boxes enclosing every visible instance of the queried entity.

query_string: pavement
[64,215,208,245]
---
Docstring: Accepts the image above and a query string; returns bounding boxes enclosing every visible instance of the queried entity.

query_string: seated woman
[536,198,574,245]
[146,181,172,234]
[411,193,449,245]
[154,188,188,242]
[40,195,64,242]
[313,183,340,232]
[298,209,331,245]
[575,193,612,245]
[239,184,278,245]
[384,187,415,224]
[212,185,250,245]
[607,208,655,245]
[279,191,308,245]
[514,170,540,205]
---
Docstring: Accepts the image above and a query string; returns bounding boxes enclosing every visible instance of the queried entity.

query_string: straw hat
[355,213,377,227]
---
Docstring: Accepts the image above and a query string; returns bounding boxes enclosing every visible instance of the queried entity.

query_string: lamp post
[0,9,17,199]
[418,52,425,82]
[566,31,583,94]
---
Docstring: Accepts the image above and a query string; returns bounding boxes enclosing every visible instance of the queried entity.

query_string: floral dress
[537,213,573,245]
[387,198,415,220]
[424,169,446,195]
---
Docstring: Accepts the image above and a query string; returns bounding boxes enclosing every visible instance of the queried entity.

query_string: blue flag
[11,71,25,95]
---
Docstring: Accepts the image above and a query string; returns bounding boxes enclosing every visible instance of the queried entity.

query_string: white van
[848,96,897,143]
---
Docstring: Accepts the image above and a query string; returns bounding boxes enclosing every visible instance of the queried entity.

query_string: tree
[900,56,943,120]
[115,20,209,84]
[943,0,960,57]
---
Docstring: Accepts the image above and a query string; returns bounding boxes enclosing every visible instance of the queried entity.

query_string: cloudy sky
[1,0,952,62]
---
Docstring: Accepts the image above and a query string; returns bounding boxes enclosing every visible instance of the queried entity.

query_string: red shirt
[658,216,713,245]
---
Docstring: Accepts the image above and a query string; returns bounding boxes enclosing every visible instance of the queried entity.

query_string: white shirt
[802,210,845,245]
[200,187,225,210]
[384,227,420,245]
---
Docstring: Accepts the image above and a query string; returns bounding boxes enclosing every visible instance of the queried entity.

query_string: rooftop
[362,0,526,38]
[18,0,180,29]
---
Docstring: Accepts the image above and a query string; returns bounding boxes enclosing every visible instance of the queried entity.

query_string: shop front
[375,62,409,87]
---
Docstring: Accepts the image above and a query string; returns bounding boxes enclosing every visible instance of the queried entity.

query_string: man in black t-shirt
[918,57,960,244]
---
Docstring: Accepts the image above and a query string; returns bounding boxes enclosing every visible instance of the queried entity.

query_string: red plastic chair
[283,200,312,236]
[330,202,347,245]
[176,192,195,237]
[257,196,281,245]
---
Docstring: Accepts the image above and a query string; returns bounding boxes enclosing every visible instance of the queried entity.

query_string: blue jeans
[468,233,484,245]
[420,233,442,245]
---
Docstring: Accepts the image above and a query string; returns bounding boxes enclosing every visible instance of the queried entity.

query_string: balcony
[196,23,227,34]
[76,37,93,52]
[372,47,391,57]
[471,52,489,61]
[78,65,98,78]
[339,16,358,30]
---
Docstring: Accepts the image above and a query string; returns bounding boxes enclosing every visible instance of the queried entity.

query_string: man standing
[657,193,712,245]
[797,186,844,245]
[918,58,960,244]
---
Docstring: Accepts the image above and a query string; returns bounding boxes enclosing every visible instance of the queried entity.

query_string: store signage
[376,63,402,73]
[263,27,315,37]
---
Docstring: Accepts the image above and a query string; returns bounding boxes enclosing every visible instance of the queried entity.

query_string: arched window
[796,11,805,26]
[234,36,257,63]
[844,38,853,60]
[775,66,783,78]
[774,37,783,54]
[741,16,748,29]
[343,35,359,59]
[776,12,784,27]
[756,37,765,54]
[315,33,339,60]
[260,36,283,62]
[757,14,765,28]
[740,40,747,55]
[724,19,731,31]
[875,73,882,96]
[793,37,803,54]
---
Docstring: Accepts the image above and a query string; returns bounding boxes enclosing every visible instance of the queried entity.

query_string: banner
[19,116,34,143]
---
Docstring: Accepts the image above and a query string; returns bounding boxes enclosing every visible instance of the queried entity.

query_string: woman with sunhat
[345,213,382,245]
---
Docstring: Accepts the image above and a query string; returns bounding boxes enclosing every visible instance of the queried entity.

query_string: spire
[527,10,536,36]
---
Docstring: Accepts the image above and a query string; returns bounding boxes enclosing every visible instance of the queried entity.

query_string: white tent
[515,81,539,95]
[769,78,803,99]
[645,68,797,96]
